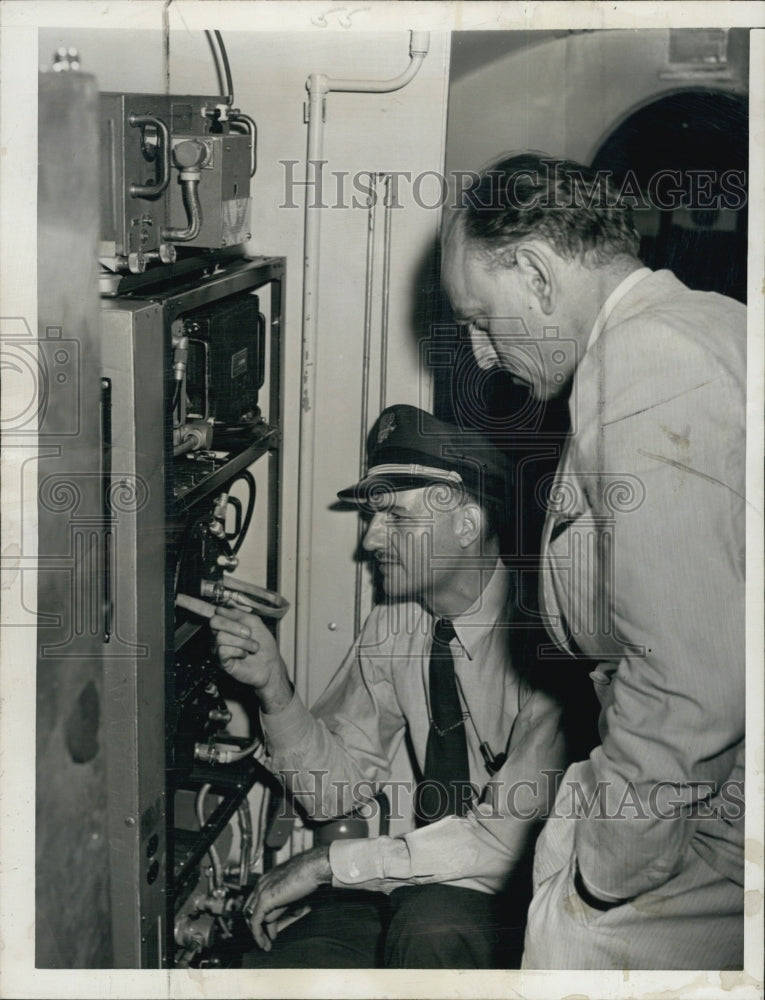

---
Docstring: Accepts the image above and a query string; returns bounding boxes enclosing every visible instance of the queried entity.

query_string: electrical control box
[183,292,266,429]
[98,93,254,270]
[167,132,252,250]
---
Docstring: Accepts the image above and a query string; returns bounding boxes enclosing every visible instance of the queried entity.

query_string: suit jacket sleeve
[572,316,745,901]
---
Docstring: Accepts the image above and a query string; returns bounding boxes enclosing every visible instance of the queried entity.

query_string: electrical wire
[199,737,264,765]
[215,30,234,106]
[236,800,253,888]
[253,785,270,873]
[205,30,234,107]
[195,784,224,892]
[205,30,224,103]
[227,468,256,554]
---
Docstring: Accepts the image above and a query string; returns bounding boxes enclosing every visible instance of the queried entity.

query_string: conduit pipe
[294,31,430,698]
[353,175,380,635]
[352,173,394,634]
[162,175,203,242]
[379,172,393,411]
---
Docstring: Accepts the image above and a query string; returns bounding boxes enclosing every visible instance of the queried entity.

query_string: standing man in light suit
[441,153,746,969]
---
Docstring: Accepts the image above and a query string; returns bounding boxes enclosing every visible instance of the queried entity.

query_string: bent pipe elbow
[162,177,202,242]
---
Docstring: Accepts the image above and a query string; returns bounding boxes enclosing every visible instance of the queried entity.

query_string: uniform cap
[337,404,507,508]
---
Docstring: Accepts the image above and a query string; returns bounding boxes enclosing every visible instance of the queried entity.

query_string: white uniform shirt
[262,562,567,895]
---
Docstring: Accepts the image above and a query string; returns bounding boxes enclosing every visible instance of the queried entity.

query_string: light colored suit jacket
[540,269,746,901]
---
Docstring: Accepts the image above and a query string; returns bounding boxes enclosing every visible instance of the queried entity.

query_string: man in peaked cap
[210,404,582,968]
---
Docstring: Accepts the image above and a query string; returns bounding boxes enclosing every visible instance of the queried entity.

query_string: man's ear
[514,242,556,316]
[456,503,483,548]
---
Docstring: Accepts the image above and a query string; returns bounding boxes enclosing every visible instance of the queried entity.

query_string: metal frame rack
[99,255,285,967]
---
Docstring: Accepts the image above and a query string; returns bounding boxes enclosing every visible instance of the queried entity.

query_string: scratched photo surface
[0,3,762,1000]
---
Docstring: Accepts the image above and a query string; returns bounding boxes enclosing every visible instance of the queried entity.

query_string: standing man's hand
[210,607,293,714]
[243,846,332,950]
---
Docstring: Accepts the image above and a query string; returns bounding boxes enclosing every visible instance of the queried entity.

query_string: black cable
[214,30,234,107]
[204,30,224,99]
[204,29,234,107]
[228,468,256,554]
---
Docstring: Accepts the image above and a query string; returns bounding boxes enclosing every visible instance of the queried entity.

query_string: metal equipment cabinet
[36,102,285,961]
[98,256,285,967]
[35,67,113,971]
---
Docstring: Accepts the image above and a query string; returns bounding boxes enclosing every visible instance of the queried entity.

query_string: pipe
[236,801,253,888]
[324,31,430,93]
[128,113,171,198]
[353,176,379,635]
[162,175,202,242]
[214,29,234,106]
[380,173,393,410]
[254,785,270,870]
[172,419,212,457]
[230,113,258,178]
[173,437,197,458]
[295,30,429,700]
[195,784,224,892]
[193,738,263,765]
[200,576,290,619]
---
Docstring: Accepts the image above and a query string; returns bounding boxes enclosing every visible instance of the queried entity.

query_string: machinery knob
[127,251,147,274]
[143,243,177,266]
[216,555,239,571]
[208,707,232,724]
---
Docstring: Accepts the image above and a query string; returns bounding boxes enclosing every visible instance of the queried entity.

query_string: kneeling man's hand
[210,607,293,713]
[244,845,332,950]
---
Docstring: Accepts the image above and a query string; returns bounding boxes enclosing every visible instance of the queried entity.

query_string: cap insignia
[377,411,396,444]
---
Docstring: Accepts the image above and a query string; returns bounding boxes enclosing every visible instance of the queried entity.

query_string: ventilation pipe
[294,31,430,698]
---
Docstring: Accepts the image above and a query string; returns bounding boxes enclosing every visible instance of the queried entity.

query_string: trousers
[522,771,744,970]
[241,882,528,969]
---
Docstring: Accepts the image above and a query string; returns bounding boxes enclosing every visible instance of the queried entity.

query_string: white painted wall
[445,28,747,177]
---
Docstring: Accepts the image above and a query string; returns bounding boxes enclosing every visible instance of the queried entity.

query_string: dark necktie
[415,618,472,825]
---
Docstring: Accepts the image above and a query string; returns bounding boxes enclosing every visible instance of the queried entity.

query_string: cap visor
[337,473,459,506]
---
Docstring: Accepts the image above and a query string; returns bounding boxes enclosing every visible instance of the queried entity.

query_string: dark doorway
[429,85,748,600]
[592,90,748,303]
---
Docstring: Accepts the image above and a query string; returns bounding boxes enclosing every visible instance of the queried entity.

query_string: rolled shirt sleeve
[331,685,567,895]
[260,607,407,820]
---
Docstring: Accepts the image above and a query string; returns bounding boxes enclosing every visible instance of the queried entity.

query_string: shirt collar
[585,267,652,355]
[438,558,510,659]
